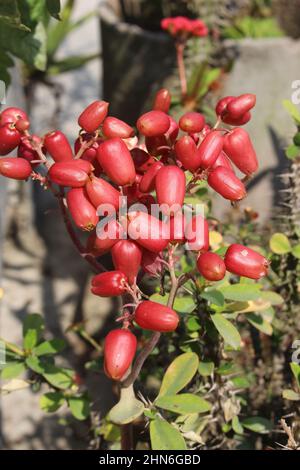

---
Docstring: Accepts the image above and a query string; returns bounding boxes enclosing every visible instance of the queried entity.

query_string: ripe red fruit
[78,100,109,132]
[134,301,179,332]
[208,166,246,201]
[48,160,93,187]
[111,240,142,284]
[139,161,164,193]
[137,110,170,137]
[185,214,209,252]
[175,135,202,172]
[91,270,128,297]
[179,112,205,133]
[215,96,235,117]
[85,176,120,212]
[102,117,134,139]
[131,147,155,174]
[166,117,179,143]
[87,220,125,255]
[227,93,256,119]
[222,111,251,126]
[211,151,233,171]
[0,124,21,155]
[155,165,186,214]
[66,188,99,231]
[197,252,226,281]
[44,131,73,162]
[198,130,224,169]
[0,157,32,180]
[104,329,137,380]
[224,244,269,280]
[18,135,42,164]
[97,138,136,186]
[153,88,171,113]
[128,211,170,253]
[224,128,258,176]
[0,107,28,126]
[15,118,30,132]
[169,213,186,244]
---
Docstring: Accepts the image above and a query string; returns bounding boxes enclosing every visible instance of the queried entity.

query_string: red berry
[153,88,171,113]
[211,151,233,171]
[66,187,99,231]
[215,96,235,117]
[137,110,170,137]
[208,166,246,201]
[97,138,136,186]
[165,117,179,143]
[44,131,73,162]
[104,329,137,380]
[222,111,251,126]
[87,220,125,255]
[111,240,142,284]
[102,117,134,139]
[134,301,179,332]
[169,213,186,244]
[91,270,128,297]
[15,118,30,132]
[85,176,120,212]
[224,244,269,280]
[198,130,224,169]
[131,147,155,174]
[0,124,21,155]
[128,211,170,253]
[139,161,164,193]
[224,128,258,176]
[175,135,202,172]
[78,100,109,133]
[0,157,32,180]
[48,160,92,187]
[227,93,256,119]
[0,107,28,126]
[185,214,209,252]
[197,252,226,281]
[179,112,205,133]
[155,165,186,214]
[18,135,42,165]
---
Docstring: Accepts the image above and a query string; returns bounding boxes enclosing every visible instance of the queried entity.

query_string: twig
[280,418,299,450]
[176,42,187,99]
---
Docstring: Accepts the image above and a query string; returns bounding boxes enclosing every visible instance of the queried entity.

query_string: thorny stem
[176,42,187,99]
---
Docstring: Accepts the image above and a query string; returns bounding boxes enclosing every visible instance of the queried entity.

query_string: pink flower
[161,16,208,39]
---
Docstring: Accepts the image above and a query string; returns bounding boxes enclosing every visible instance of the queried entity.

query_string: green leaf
[155,394,212,415]
[259,291,284,306]
[40,392,64,412]
[68,394,90,421]
[158,353,199,397]
[242,417,272,434]
[109,385,144,425]
[286,144,300,160]
[198,361,214,377]
[217,362,241,376]
[219,284,262,302]
[43,366,74,390]
[290,363,300,386]
[292,244,300,259]
[187,317,201,331]
[23,314,44,350]
[46,0,61,19]
[150,294,196,314]
[150,418,186,450]
[48,53,99,75]
[282,389,300,401]
[232,416,244,435]
[201,289,224,307]
[33,338,66,356]
[269,233,291,255]
[211,314,241,350]
[246,313,273,335]
[1,362,25,380]
[230,375,250,389]
[283,99,300,124]
[0,0,30,31]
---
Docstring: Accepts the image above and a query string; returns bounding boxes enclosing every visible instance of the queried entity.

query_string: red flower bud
[85,176,120,212]
[137,111,170,137]
[197,252,226,281]
[87,220,125,255]
[215,96,235,117]
[112,240,142,284]
[198,130,224,169]
[208,166,246,201]
[224,244,269,280]
[97,138,136,186]
[175,135,202,172]
[141,249,163,277]
[0,107,28,126]
[139,161,164,193]
[131,147,155,174]
[48,160,92,187]
[91,270,128,297]
[0,157,32,180]
[227,93,256,119]
[211,151,233,171]
[0,124,21,155]
[44,131,73,162]
[153,88,171,113]
[102,117,134,139]
[78,100,109,132]
[169,213,186,244]
[128,211,170,253]
[185,214,209,252]
[179,112,205,133]
[104,329,137,380]
[224,128,258,176]
[134,301,179,332]
[155,165,186,214]
[66,187,99,231]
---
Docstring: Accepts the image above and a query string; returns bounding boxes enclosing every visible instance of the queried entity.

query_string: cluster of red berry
[0,89,269,381]
[161,16,208,38]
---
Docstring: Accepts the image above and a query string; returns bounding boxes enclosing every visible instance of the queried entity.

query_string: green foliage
[223,16,283,39]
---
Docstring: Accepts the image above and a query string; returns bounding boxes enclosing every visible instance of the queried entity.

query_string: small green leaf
[150,418,186,450]
[187,317,201,331]
[282,389,300,401]
[33,338,66,356]
[232,416,244,435]
[292,244,300,259]
[156,394,212,415]
[259,291,284,306]
[46,0,61,19]
[219,284,262,302]
[25,356,52,374]
[68,394,90,421]
[242,417,272,434]
[217,362,241,376]
[230,376,250,389]
[201,289,224,307]
[283,99,300,124]
[290,363,300,386]
[269,233,291,255]
[158,353,199,397]
[286,144,300,160]
[246,313,273,335]
[1,362,25,380]
[40,392,64,412]
[109,385,144,425]
[211,314,241,350]
[150,294,196,314]
[198,361,214,377]
[23,314,44,350]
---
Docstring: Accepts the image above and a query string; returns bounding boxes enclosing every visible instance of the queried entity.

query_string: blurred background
[0,0,300,449]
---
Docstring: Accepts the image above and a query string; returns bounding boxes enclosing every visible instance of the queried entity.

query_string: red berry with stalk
[224,128,258,176]
[198,130,224,169]
[0,123,21,155]
[139,161,164,193]
[44,131,73,162]
[85,176,120,212]
[0,157,32,180]
[104,329,137,380]
[155,165,186,215]
[48,160,93,187]
[111,240,142,284]
[127,211,170,253]
[97,137,136,186]
[197,252,226,281]
[134,301,179,332]
[91,270,128,297]
[137,110,170,137]
[66,187,99,231]
[185,214,209,252]
[227,93,256,119]
[224,244,269,280]
[179,112,205,133]
[208,166,246,201]
[102,117,134,139]
[153,88,171,113]
[78,100,109,133]
[87,220,125,256]
[175,135,202,172]
[0,107,28,126]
